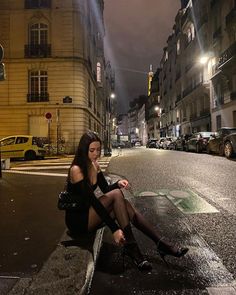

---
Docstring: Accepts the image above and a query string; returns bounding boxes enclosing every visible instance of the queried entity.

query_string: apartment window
[30,23,48,45]
[27,70,49,102]
[187,23,195,43]
[25,23,51,57]
[88,79,92,107]
[164,51,168,61]
[176,39,180,55]
[25,0,51,9]
[96,62,102,83]
[216,115,221,130]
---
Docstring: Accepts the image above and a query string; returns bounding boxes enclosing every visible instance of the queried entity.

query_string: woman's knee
[112,188,124,200]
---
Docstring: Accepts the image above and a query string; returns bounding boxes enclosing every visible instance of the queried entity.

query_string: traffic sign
[0,44,4,61]
[45,112,52,120]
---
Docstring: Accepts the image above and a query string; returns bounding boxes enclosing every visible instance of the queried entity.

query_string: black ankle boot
[123,224,152,271]
[124,242,152,271]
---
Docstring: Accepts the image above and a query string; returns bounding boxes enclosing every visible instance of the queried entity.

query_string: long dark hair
[70,131,102,181]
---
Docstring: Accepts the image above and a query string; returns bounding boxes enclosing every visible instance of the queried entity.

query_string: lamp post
[0,141,2,178]
[104,93,115,156]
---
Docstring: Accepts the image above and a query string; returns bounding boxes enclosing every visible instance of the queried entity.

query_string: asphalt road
[0,172,65,277]
[90,147,236,294]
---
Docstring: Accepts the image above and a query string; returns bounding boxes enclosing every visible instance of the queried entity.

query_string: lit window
[176,39,180,55]
[165,51,168,61]
[187,23,195,43]
[28,70,48,102]
[97,62,102,83]
[30,23,48,45]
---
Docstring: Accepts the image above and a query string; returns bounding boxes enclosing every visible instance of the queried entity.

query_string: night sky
[104,0,181,113]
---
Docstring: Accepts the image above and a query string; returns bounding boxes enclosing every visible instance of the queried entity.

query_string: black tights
[88,188,161,244]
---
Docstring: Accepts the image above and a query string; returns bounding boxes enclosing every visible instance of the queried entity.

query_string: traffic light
[0,63,6,81]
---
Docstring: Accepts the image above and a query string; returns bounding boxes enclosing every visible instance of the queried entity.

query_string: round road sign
[45,112,52,119]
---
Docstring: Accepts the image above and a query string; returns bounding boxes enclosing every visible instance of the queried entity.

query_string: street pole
[0,142,2,178]
[56,108,60,155]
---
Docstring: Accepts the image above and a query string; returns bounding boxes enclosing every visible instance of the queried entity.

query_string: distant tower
[148,64,153,96]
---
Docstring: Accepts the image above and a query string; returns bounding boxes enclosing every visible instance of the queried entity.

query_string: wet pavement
[90,195,234,294]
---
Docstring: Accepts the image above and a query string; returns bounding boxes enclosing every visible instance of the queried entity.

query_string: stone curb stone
[8,229,104,295]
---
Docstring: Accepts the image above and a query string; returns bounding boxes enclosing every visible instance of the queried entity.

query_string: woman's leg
[88,189,152,270]
[88,189,130,235]
[124,199,188,257]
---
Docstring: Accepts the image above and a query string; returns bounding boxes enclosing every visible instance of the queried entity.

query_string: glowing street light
[199,55,209,65]
[110,93,116,99]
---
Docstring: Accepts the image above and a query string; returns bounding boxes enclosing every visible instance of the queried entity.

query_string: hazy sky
[104,0,181,113]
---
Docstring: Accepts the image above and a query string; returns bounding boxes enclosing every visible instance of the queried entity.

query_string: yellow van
[0,135,46,160]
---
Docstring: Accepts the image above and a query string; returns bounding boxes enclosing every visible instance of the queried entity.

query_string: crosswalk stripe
[5,159,108,175]
[3,167,106,177]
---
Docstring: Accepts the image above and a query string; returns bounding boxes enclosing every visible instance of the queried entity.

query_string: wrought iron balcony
[27,93,49,102]
[200,110,210,117]
[218,41,236,67]
[226,7,236,27]
[213,26,222,40]
[25,0,51,9]
[25,44,51,58]
[230,91,236,100]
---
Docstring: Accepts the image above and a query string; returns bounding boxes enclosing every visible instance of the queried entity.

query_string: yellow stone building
[0,0,111,153]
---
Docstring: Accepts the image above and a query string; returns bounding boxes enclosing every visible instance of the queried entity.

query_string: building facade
[151,0,236,138]
[0,0,112,153]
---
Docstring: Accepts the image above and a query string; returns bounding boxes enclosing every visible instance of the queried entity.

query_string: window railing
[213,26,222,40]
[25,44,51,58]
[27,93,49,102]
[25,0,51,9]
[218,41,236,67]
[226,7,236,27]
[230,91,236,100]
[200,110,210,117]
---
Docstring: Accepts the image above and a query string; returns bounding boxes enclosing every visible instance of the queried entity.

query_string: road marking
[207,286,236,295]
[3,170,67,177]
[136,189,219,214]
[0,275,20,279]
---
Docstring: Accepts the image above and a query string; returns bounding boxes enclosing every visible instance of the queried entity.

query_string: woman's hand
[118,179,129,189]
[113,229,126,245]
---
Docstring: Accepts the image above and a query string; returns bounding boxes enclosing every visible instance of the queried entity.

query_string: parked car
[185,132,213,153]
[111,141,126,148]
[175,134,192,151]
[162,137,176,149]
[146,138,158,148]
[207,127,236,157]
[224,133,236,158]
[0,135,46,160]
[156,137,166,149]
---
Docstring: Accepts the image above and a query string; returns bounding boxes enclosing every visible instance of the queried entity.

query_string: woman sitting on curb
[64,131,188,270]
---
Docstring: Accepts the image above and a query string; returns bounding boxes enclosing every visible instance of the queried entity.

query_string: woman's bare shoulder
[70,165,84,183]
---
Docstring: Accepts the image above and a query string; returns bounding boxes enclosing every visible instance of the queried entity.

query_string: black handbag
[57,190,80,210]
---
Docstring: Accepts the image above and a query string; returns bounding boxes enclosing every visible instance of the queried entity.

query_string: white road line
[3,170,67,177]
[3,168,106,176]
[11,165,70,170]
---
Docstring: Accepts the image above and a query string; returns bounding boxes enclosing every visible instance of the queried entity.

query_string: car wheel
[25,150,36,161]
[206,144,211,154]
[196,144,200,153]
[224,142,233,158]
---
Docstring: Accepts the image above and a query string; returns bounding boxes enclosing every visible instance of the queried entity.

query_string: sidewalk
[5,151,120,295]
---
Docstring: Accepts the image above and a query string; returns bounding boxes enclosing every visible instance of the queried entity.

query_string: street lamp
[104,92,116,156]
[199,55,209,65]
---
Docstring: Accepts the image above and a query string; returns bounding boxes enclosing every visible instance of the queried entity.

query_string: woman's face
[88,141,101,162]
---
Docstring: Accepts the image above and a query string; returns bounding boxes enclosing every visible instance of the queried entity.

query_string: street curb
[8,228,104,295]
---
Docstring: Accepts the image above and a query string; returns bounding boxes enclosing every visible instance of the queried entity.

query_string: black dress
[65,171,120,235]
